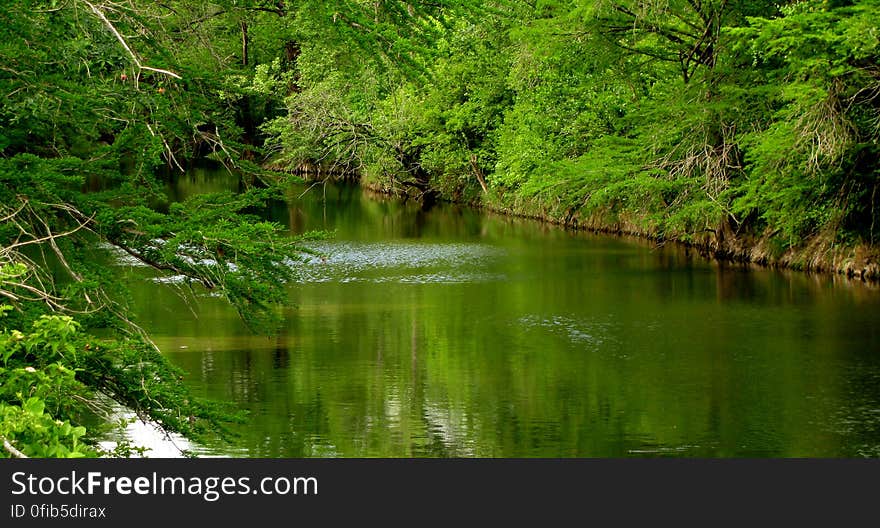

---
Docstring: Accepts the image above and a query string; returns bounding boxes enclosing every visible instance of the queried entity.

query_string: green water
[123,169,880,457]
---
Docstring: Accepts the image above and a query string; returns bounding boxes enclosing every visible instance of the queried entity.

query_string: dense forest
[1,0,878,456]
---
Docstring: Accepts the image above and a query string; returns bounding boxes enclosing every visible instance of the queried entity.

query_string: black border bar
[2,459,876,525]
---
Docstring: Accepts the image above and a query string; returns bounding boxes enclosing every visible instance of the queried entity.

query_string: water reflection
[116,174,880,457]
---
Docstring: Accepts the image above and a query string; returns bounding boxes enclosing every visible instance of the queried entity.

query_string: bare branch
[1,437,28,459]
[82,0,182,80]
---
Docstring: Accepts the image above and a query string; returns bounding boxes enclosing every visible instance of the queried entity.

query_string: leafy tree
[0,0,317,457]
[267,0,877,273]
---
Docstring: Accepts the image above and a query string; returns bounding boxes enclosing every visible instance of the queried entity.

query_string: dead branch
[82,1,182,80]
[146,123,185,172]
[1,437,28,458]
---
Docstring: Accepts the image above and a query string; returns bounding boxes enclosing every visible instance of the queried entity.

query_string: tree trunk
[240,20,249,67]
[284,40,301,94]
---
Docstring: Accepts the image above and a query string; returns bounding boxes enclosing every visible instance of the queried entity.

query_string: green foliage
[0,398,90,458]
[268,0,878,259]
[0,310,92,458]
[0,1,320,457]
[724,0,880,245]
[0,307,242,458]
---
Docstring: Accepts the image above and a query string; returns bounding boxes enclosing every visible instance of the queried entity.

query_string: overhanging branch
[82,0,183,80]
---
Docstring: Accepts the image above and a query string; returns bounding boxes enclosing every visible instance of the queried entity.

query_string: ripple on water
[113,240,507,285]
[518,314,622,349]
[292,241,507,284]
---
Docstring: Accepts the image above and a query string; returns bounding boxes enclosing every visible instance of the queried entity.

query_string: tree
[0,0,318,457]
[265,0,878,274]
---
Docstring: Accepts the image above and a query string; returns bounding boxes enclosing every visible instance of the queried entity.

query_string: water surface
[122,170,880,457]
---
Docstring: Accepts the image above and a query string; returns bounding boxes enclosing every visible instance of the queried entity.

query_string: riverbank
[301,173,880,283]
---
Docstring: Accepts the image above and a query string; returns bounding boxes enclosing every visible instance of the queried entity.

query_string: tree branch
[82,1,182,80]
[2,437,28,458]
